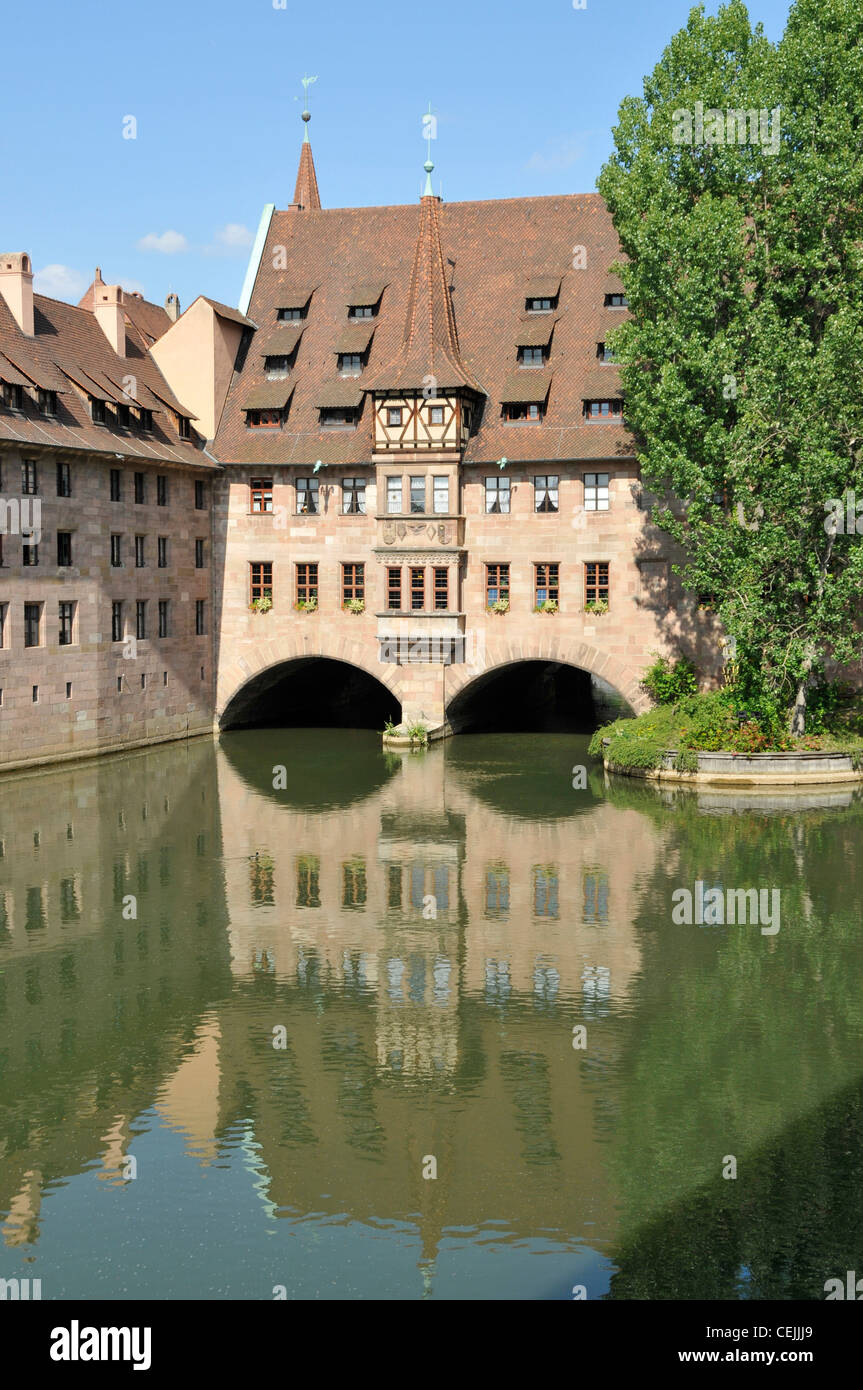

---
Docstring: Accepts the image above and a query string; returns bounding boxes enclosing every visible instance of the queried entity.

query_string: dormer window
[604,293,629,308]
[584,399,622,421]
[37,389,57,416]
[519,346,545,367]
[526,296,555,313]
[116,403,131,428]
[503,401,543,422]
[349,304,375,319]
[346,283,385,320]
[265,355,291,379]
[246,408,282,430]
[338,353,363,376]
[138,408,153,432]
[178,414,191,440]
[92,398,107,425]
[277,306,305,321]
[319,406,359,428]
[1,382,24,411]
[597,342,617,362]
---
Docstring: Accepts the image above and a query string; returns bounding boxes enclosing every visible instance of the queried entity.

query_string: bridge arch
[218,634,401,730]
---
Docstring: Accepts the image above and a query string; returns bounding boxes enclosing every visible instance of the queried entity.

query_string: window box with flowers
[249,594,273,615]
[534,598,558,615]
[344,598,365,615]
[487,598,510,615]
[295,598,318,613]
[584,599,609,615]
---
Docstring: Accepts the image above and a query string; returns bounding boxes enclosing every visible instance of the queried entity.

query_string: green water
[0,729,861,1300]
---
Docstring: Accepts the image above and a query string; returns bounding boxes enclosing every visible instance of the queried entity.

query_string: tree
[598,0,863,733]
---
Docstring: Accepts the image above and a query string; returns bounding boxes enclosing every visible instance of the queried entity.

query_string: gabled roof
[78,272,173,349]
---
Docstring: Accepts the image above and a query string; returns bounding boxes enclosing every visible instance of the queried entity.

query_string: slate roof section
[0,291,212,467]
[214,191,634,465]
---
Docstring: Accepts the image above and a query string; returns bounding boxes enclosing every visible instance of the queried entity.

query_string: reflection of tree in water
[596,783,863,1297]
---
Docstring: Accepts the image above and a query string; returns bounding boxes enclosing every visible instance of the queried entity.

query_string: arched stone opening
[446,660,633,734]
[219,656,400,731]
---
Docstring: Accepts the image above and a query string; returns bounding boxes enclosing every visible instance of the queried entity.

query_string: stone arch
[217,631,406,727]
[445,633,650,720]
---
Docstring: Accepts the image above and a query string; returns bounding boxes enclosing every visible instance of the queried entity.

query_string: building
[0,114,712,771]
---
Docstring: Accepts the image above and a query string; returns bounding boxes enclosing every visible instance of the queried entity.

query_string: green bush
[641,654,698,705]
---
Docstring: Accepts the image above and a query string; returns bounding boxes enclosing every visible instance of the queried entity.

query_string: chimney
[93,282,126,356]
[165,292,180,323]
[0,253,35,335]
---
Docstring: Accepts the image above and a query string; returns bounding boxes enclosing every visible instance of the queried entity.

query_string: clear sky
[1,0,793,313]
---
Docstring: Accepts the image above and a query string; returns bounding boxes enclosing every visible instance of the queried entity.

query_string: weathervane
[423,100,435,197]
[300,74,318,140]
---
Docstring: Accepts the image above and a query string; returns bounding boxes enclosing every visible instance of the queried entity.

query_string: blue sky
[1,0,793,313]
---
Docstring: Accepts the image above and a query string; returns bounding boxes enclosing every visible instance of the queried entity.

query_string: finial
[423,101,435,197]
[301,75,318,143]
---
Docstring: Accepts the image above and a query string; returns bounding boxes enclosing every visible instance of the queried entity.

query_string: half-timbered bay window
[534,475,559,513]
[485,476,511,514]
[250,562,273,605]
[584,399,622,422]
[387,567,402,610]
[486,563,510,606]
[410,567,425,610]
[386,476,403,514]
[434,568,449,610]
[585,561,610,605]
[584,472,610,511]
[296,478,319,515]
[342,478,366,514]
[534,563,559,606]
[250,477,273,513]
[296,563,318,604]
[342,562,364,603]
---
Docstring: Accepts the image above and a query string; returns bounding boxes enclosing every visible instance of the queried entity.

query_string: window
[135,535,146,568]
[111,534,122,567]
[32,685,38,704]
[139,409,153,432]
[434,567,448,610]
[157,536,167,568]
[179,416,192,440]
[157,475,168,506]
[535,475,559,513]
[0,603,6,647]
[24,602,41,647]
[319,407,359,428]
[296,854,320,908]
[296,563,318,604]
[429,404,445,425]
[386,476,403,514]
[1,383,24,410]
[526,296,556,312]
[387,567,402,610]
[342,562,364,603]
[195,538,205,569]
[117,403,131,428]
[410,476,425,514]
[349,304,374,319]
[56,460,71,497]
[265,355,291,379]
[92,398,107,425]
[110,468,122,501]
[535,562,560,606]
[297,478,319,514]
[247,408,282,429]
[342,859,367,908]
[519,346,545,366]
[338,353,362,376]
[387,406,403,427]
[410,567,425,610]
[584,473,610,511]
[66,682,72,700]
[117,676,123,693]
[277,306,304,321]
[585,399,622,421]
[342,477,366,515]
[433,476,449,514]
[136,600,147,639]
[195,599,206,635]
[134,473,145,503]
[486,563,510,606]
[21,460,37,494]
[485,476,511,514]
[194,480,205,509]
[112,601,123,643]
[585,561,610,605]
[57,531,72,567]
[38,389,57,416]
[503,401,543,422]
[59,601,75,646]
[250,477,273,513]
[158,600,169,638]
[22,542,38,566]
[605,293,629,308]
[533,867,559,918]
[250,562,273,604]
[584,870,610,923]
[597,342,616,362]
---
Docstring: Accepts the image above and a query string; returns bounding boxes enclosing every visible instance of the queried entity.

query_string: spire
[370,183,481,395]
[292,76,321,210]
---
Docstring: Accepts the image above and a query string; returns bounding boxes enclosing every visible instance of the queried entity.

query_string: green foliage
[534,599,558,614]
[488,598,510,614]
[406,722,429,747]
[344,598,365,615]
[295,598,318,613]
[249,594,272,614]
[597,0,863,730]
[584,599,609,615]
[641,654,698,704]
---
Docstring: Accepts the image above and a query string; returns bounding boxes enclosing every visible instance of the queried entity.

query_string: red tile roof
[293,140,321,212]
[214,190,634,466]
[78,273,173,350]
[0,292,214,468]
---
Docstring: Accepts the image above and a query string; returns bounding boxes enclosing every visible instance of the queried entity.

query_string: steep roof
[292,136,321,212]
[0,291,214,468]
[214,191,634,466]
[78,271,173,350]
